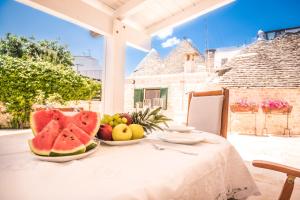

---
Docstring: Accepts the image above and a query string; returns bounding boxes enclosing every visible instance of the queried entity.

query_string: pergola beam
[17,0,113,36]
[146,0,235,35]
[81,0,114,16]
[114,0,146,19]
[17,0,151,51]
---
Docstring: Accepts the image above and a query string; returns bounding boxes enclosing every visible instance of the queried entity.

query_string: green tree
[0,34,101,128]
[0,33,73,66]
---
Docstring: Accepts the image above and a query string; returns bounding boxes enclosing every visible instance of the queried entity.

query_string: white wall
[214,47,244,68]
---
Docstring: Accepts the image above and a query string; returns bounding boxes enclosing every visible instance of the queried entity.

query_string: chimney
[205,49,216,72]
[184,53,197,73]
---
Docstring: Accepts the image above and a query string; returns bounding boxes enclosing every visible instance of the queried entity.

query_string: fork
[151,143,198,156]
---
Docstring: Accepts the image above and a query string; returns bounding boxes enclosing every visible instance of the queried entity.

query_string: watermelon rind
[28,140,50,156]
[91,113,101,137]
[86,140,98,151]
[49,145,86,157]
[30,112,39,136]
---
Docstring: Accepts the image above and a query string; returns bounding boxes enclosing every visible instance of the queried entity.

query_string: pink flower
[261,99,290,109]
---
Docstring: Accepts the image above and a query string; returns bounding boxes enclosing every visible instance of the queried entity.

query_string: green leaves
[0,54,100,128]
[0,34,101,128]
[0,33,74,67]
[131,107,172,133]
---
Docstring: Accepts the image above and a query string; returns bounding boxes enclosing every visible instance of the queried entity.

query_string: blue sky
[1,0,300,75]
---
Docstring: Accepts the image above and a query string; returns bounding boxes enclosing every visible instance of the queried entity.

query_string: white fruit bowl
[99,136,146,146]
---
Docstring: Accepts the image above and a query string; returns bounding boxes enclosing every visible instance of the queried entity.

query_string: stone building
[218,31,300,135]
[125,39,211,122]
[212,46,245,69]
[125,30,300,135]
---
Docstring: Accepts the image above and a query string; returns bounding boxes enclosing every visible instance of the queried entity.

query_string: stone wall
[124,72,212,123]
[229,88,300,135]
[125,83,300,135]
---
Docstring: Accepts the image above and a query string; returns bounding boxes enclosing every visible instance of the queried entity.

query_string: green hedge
[0,55,100,128]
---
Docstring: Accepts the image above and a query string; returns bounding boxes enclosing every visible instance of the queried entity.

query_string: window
[133,88,168,110]
[145,89,160,99]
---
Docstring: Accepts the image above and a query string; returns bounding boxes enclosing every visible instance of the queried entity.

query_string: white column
[103,21,126,114]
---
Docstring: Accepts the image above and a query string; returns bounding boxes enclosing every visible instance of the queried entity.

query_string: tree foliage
[0,33,73,66]
[0,34,101,128]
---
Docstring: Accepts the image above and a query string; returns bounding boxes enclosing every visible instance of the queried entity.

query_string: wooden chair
[187,88,229,138]
[252,160,300,200]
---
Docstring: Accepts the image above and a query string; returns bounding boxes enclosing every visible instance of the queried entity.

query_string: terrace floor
[0,129,299,199]
[228,133,300,200]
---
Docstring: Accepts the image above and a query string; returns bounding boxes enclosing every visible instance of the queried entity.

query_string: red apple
[97,124,113,140]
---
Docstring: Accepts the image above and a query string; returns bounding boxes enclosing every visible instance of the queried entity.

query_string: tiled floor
[228,133,300,200]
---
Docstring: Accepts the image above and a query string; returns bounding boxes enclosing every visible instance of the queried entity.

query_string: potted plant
[230,99,259,113]
[261,99,293,114]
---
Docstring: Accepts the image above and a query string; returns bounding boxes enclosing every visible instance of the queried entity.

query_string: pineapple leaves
[131,107,172,133]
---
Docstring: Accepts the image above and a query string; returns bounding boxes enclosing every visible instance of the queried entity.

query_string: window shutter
[160,88,168,110]
[134,89,144,108]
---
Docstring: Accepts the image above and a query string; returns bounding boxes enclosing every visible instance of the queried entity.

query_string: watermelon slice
[30,110,100,137]
[72,111,100,137]
[66,123,97,151]
[50,129,86,157]
[30,109,68,135]
[29,120,61,156]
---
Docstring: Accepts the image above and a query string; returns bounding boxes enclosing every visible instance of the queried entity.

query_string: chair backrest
[187,88,229,138]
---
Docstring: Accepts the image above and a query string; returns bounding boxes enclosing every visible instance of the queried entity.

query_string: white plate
[164,125,195,133]
[157,132,204,145]
[99,137,146,146]
[32,142,100,162]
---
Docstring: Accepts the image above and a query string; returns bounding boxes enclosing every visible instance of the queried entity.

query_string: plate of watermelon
[28,109,101,162]
[31,140,100,162]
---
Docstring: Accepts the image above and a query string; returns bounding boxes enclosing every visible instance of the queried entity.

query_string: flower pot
[230,104,258,113]
[262,105,293,114]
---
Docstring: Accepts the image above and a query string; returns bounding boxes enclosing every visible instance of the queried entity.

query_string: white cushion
[188,95,224,135]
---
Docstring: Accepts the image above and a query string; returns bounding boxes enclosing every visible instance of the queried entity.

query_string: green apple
[112,124,132,141]
[129,124,144,139]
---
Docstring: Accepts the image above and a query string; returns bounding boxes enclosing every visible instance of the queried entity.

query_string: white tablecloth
[0,131,260,200]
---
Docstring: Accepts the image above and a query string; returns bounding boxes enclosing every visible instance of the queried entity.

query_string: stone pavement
[228,134,300,200]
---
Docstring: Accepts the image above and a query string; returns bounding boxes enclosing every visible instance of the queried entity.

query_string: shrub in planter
[230,99,259,113]
[261,99,293,114]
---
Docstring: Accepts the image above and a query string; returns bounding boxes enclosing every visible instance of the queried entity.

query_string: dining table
[0,130,260,200]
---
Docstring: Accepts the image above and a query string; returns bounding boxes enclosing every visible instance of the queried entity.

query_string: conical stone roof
[132,39,205,76]
[132,49,163,76]
[219,32,300,88]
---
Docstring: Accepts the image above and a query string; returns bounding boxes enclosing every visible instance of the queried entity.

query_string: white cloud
[161,37,181,48]
[156,28,173,39]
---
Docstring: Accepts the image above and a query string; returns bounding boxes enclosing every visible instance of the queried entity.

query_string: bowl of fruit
[97,107,171,145]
